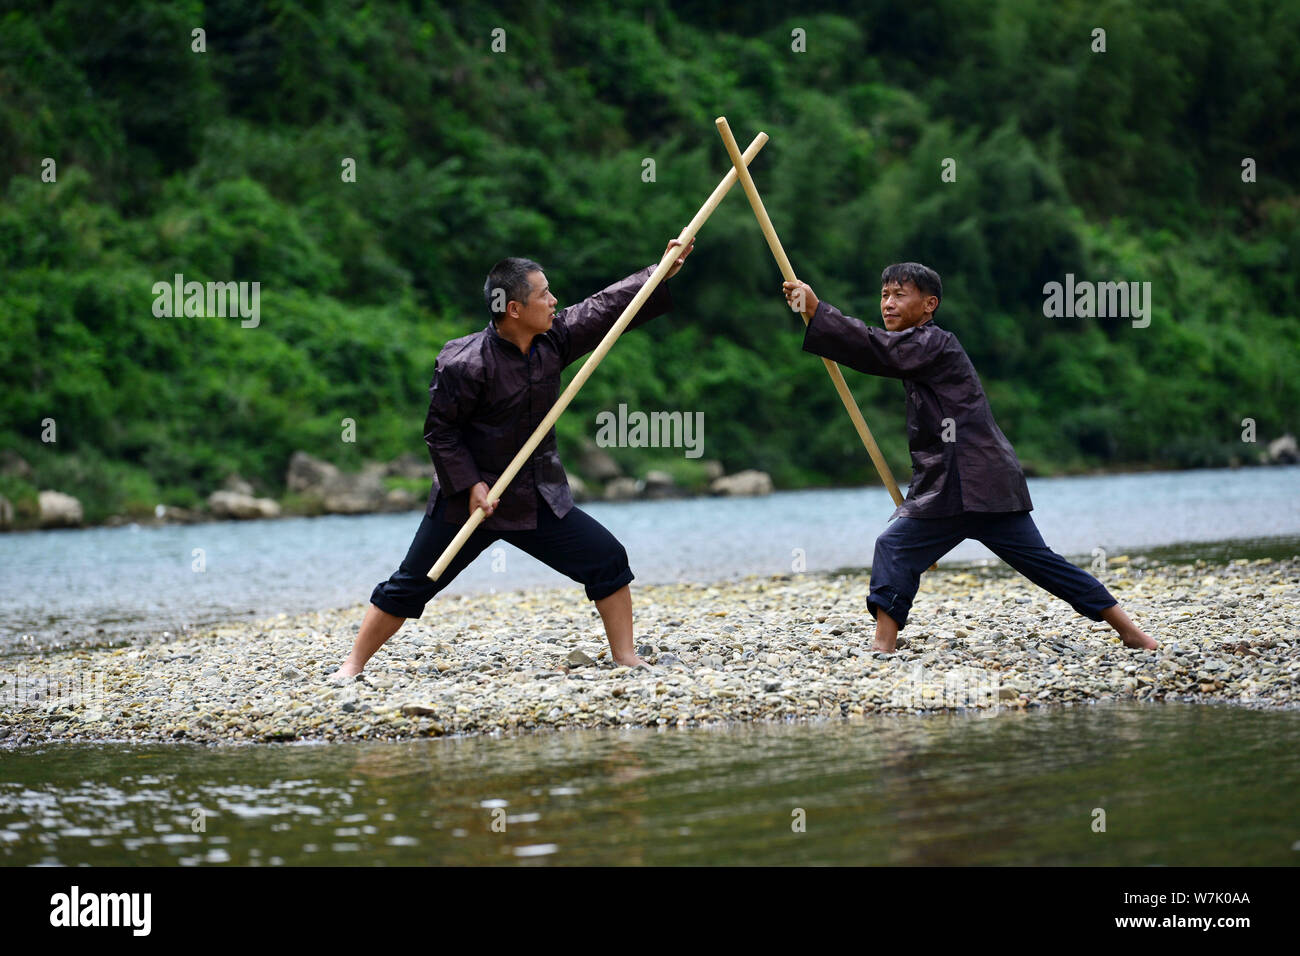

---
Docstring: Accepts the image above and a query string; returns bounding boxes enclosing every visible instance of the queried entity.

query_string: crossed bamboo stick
[429,119,917,582]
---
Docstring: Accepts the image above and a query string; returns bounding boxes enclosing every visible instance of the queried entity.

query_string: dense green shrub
[0,1,1294,521]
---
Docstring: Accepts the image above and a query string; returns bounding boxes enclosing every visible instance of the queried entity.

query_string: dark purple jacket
[802,300,1033,520]
[424,265,673,529]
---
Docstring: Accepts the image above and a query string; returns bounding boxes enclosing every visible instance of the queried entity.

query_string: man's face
[508,270,558,333]
[880,280,937,331]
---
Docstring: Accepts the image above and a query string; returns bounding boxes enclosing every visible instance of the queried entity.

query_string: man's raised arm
[553,238,693,366]
[784,280,942,381]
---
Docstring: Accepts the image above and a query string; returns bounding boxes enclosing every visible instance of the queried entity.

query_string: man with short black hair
[484,257,545,319]
[782,262,1156,653]
[334,238,693,679]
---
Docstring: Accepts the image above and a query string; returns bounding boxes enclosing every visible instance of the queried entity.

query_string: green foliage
[0,0,1294,521]
[383,475,430,495]
[0,474,39,520]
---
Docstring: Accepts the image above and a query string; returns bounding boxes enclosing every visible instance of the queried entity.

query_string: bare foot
[1101,605,1156,650]
[330,662,363,682]
[1120,627,1158,650]
[613,654,653,670]
[872,608,901,655]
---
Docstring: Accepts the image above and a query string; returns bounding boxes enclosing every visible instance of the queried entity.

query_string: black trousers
[868,511,1118,630]
[370,491,634,619]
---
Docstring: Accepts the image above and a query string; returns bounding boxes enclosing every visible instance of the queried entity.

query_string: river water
[2,703,1297,865]
[2,467,1297,866]
[1,465,1297,655]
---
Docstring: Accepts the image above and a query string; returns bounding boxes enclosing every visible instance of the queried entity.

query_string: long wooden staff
[428,131,770,581]
[715,117,934,569]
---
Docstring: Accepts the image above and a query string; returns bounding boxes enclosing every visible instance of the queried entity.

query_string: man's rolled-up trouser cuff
[1072,585,1119,622]
[369,577,437,620]
[584,567,635,603]
[867,586,911,629]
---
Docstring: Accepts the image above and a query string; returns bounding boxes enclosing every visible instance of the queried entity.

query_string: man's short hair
[484,257,543,321]
[881,262,942,315]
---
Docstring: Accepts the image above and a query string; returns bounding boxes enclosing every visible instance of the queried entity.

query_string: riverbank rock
[565,470,591,502]
[208,490,281,519]
[0,495,12,529]
[285,451,390,514]
[594,471,684,501]
[383,452,437,480]
[604,477,640,501]
[710,469,773,496]
[576,439,622,481]
[324,464,390,514]
[383,488,420,511]
[154,504,202,523]
[286,451,339,491]
[642,470,681,499]
[1262,434,1298,465]
[38,490,83,527]
[223,474,255,496]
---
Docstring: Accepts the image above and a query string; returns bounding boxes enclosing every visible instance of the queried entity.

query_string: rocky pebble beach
[2,555,1296,746]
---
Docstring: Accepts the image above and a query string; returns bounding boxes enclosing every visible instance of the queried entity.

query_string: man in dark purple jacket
[334,239,693,679]
[783,262,1156,653]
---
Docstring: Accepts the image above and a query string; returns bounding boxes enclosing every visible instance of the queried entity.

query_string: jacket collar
[486,319,537,356]
[486,319,522,355]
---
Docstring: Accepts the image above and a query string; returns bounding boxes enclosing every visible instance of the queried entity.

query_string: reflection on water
[2,703,1297,865]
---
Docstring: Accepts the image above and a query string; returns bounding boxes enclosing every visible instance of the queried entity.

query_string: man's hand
[469,481,498,517]
[783,280,819,320]
[664,237,695,278]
